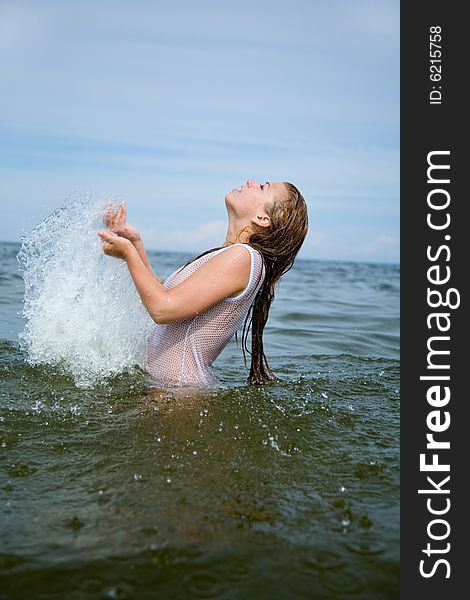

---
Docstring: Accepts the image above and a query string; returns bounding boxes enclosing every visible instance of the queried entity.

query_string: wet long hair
[182,182,308,384]
[241,182,308,383]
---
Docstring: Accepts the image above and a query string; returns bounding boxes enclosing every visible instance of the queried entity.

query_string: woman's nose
[247,179,257,188]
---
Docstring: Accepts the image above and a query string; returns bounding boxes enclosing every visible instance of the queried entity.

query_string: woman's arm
[98,231,251,324]
[104,201,162,282]
[131,238,158,277]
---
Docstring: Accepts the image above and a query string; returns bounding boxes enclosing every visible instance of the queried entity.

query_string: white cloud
[140,220,227,252]
[359,234,400,261]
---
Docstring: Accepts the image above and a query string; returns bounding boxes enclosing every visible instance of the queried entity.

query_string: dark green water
[1,241,399,599]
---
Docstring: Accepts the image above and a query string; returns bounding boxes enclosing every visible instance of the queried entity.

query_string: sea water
[0,216,399,598]
[17,197,152,388]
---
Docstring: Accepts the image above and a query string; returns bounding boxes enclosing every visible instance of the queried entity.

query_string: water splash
[17,195,152,387]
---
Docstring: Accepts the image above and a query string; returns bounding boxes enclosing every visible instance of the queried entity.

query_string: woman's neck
[223,222,252,246]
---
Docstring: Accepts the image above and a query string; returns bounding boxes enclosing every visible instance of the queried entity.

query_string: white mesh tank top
[145,243,265,387]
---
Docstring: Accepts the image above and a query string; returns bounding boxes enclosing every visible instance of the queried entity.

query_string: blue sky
[0,0,399,262]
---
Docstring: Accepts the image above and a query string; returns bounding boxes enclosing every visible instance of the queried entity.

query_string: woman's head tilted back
[248,181,308,280]
[241,181,309,384]
[225,179,308,274]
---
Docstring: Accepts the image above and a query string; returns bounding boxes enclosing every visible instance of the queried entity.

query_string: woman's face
[225,179,284,220]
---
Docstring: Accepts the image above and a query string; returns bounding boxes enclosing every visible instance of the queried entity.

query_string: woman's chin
[226,189,240,202]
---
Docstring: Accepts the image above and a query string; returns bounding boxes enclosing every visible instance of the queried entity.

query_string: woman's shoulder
[218,244,265,301]
[206,243,265,280]
[205,244,253,270]
[165,245,250,288]
[218,243,263,262]
[215,243,265,276]
[176,244,253,276]
[172,243,263,281]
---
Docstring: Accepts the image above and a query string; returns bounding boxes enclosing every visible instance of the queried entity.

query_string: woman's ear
[252,213,271,229]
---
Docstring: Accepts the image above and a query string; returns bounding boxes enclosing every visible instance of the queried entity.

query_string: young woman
[98,179,308,387]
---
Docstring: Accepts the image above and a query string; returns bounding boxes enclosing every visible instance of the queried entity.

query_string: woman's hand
[98,230,134,260]
[103,201,141,243]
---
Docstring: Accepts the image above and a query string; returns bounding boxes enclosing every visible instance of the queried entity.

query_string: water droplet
[192,450,198,455]
[133,473,143,481]
[341,518,351,527]
[359,515,373,528]
[166,478,172,484]
[68,516,84,530]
